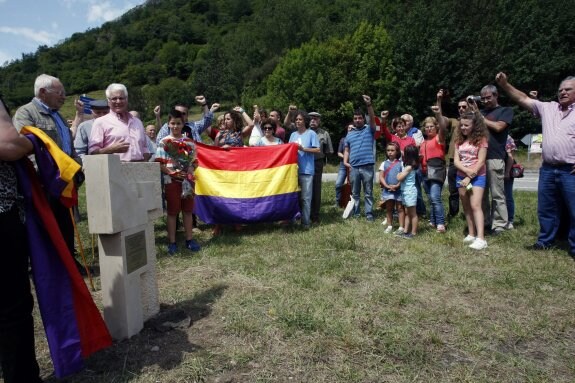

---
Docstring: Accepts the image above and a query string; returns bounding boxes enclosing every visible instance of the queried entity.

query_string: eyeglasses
[45,88,65,97]
[458,105,467,109]
[263,126,274,131]
[108,97,126,102]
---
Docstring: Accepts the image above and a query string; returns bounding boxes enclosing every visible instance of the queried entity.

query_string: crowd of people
[1,71,574,381]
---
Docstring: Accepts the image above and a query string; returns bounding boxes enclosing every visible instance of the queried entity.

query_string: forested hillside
[1,0,573,136]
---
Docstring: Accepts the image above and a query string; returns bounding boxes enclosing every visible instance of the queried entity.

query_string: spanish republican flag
[194,143,301,224]
[14,131,112,378]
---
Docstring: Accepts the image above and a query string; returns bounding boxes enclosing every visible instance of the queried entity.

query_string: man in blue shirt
[289,110,320,228]
[343,95,377,221]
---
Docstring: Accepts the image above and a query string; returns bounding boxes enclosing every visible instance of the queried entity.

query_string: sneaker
[506,222,514,230]
[366,215,374,222]
[463,235,476,244]
[401,233,414,239]
[384,225,393,234]
[185,239,201,252]
[469,238,488,250]
[167,242,177,255]
[394,227,405,236]
[381,218,388,226]
[436,224,446,233]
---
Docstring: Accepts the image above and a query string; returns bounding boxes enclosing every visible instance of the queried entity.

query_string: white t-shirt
[248,123,263,146]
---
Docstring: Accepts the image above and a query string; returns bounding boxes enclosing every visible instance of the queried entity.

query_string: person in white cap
[74,99,109,160]
[309,111,333,223]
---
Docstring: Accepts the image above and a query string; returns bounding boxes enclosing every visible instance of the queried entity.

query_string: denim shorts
[381,188,402,202]
[456,174,486,189]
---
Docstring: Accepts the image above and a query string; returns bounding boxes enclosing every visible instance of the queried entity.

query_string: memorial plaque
[125,231,147,274]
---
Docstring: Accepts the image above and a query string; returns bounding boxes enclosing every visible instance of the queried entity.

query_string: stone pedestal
[84,155,162,340]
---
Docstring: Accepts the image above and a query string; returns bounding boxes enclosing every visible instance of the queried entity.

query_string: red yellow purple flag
[194,142,301,224]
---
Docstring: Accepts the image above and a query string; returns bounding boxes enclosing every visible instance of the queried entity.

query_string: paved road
[322,171,539,192]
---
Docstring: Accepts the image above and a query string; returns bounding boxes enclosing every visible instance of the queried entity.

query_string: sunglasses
[263,126,274,131]
[458,105,467,109]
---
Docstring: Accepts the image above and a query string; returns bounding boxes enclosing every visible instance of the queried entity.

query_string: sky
[0,0,146,66]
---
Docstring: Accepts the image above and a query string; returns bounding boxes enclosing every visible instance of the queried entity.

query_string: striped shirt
[532,100,575,165]
[345,125,375,167]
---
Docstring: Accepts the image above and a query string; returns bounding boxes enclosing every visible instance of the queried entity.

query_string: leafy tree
[264,22,395,133]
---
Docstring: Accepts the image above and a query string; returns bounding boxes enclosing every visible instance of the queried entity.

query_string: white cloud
[0,27,57,45]
[87,1,132,23]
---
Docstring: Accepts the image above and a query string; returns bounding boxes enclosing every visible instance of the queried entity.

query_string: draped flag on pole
[194,142,301,224]
[15,129,112,378]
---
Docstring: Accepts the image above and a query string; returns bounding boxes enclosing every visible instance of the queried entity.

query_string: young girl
[379,142,405,234]
[454,107,489,250]
[156,109,200,255]
[396,145,419,238]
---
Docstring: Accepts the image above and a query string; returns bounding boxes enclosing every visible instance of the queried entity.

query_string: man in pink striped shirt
[89,83,150,162]
[496,72,575,258]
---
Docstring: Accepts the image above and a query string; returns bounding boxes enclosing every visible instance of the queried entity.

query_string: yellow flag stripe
[195,163,299,198]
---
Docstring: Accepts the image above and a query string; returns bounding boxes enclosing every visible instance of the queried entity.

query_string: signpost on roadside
[521,133,542,161]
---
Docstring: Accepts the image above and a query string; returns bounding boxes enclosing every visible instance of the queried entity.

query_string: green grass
[32,184,575,383]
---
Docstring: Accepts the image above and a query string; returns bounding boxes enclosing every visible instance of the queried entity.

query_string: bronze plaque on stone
[125,231,147,274]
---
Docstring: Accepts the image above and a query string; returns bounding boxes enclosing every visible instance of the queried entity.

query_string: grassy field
[25,182,575,383]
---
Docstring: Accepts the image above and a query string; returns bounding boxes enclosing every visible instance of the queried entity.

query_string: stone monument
[84,154,162,340]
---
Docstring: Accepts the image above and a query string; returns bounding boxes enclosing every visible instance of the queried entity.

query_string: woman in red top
[419,110,447,232]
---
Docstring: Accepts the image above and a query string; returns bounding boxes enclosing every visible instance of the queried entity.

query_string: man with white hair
[401,113,426,217]
[13,73,84,152]
[496,72,575,257]
[13,74,84,268]
[89,83,150,162]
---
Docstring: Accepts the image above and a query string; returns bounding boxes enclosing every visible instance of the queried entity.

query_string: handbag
[426,157,446,183]
[511,161,524,178]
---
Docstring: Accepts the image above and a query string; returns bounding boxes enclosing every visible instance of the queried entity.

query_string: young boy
[155,109,200,254]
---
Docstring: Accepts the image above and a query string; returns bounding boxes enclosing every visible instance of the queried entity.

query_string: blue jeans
[422,176,445,226]
[504,177,515,223]
[335,163,347,204]
[415,168,426,216]
[350,164,374,218]
[298,174,313,227]
[537,163,575,252]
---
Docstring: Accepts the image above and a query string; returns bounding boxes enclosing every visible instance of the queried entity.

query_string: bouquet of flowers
[163,138,196,198]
